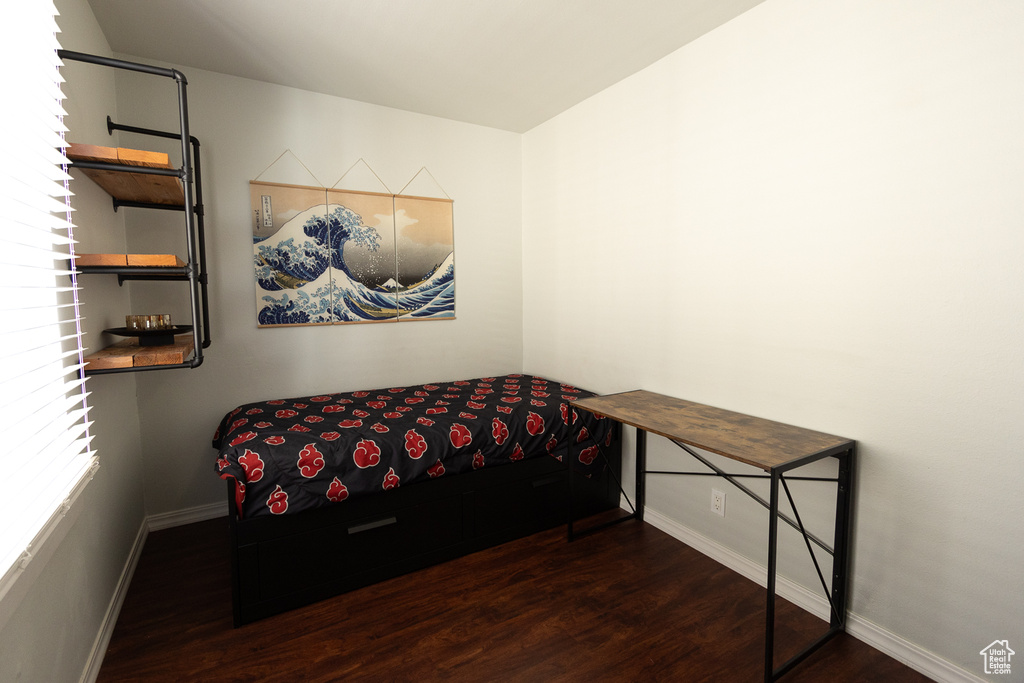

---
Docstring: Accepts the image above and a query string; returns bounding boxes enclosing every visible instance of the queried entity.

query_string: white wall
[523,0,1024,677]
[0,1,147,681]
[8,1,1021,680]
[105,65,524,515]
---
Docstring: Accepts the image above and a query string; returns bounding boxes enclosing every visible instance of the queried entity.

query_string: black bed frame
[227,429,622,625]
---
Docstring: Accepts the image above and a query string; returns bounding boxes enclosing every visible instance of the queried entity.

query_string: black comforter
[214,374,611,518]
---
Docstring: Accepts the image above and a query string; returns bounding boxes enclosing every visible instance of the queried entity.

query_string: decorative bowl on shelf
[104,325,193,347]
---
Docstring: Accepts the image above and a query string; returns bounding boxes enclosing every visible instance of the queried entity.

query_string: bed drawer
[471,469,567,540]
[254,494,464,601]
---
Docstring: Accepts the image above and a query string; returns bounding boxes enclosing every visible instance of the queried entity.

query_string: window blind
[0,1,99,601]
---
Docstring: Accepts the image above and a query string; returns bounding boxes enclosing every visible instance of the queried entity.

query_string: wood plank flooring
[98,515,930,682]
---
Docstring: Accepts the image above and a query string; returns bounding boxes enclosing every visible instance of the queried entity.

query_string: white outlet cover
[712,489,726,516]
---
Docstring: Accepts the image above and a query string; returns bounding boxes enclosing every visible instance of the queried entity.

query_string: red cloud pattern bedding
[213,374,612,519]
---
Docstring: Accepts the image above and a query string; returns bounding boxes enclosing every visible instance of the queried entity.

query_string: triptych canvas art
[250,181,455,326]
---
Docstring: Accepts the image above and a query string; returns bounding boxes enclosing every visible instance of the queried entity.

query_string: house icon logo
[980,640,1014,675]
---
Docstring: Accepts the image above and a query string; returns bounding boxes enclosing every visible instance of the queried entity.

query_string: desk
[567,390,855,683]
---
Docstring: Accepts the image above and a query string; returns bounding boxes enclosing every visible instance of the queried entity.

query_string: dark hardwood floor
[98,514,929,682]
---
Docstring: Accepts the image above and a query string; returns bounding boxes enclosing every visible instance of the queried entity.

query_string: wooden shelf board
[67,142,185,206]
[76,253,187,268]
[85,334,195,372]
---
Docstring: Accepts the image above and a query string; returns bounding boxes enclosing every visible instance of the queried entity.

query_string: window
[0,1,98,601]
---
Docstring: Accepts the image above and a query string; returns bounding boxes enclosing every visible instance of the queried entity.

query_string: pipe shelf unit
[59,50,210,375]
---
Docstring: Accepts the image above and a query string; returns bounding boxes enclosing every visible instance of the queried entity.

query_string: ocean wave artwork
[251,182,455,326]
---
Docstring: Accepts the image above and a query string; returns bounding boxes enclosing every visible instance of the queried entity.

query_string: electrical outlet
[711,489,726,517]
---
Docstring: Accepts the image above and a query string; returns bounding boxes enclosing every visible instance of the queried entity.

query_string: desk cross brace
[590,434,845,625]
[565,413,855,683]
[659,439,851,676]
[666,440,836,557]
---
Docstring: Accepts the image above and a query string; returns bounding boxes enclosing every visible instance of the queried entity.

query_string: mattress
[213,374,612,518]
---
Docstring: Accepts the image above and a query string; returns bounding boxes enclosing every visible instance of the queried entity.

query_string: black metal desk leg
[765,468,780,682]
[566,403,576,541]
[830,447,855,629]
[635,428,646,522]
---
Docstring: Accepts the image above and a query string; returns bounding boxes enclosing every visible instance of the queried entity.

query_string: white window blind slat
[0,330,80,360]
[0,166,73,205]
[0,1,98,602]
[0,152,74,185]
[7,202,73,232]
[0,304,80,330]
[7,183,76,216]
[0,346,83,386]
[0,366,89,424]
[0,225,75,251]
[0,394,92,450]
[4,419,93,479]
[0,264,80,286]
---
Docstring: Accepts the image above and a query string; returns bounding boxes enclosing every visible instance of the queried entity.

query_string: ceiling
[85,0,765,133]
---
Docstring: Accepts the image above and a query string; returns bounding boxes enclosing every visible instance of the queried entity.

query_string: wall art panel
[251,181,455,326]
[393,194,455,320]
[251,182,331,326]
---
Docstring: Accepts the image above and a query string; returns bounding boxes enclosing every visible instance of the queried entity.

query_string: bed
[213,373,622,625]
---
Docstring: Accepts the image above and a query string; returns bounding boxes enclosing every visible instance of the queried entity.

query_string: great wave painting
[250,181,455,326]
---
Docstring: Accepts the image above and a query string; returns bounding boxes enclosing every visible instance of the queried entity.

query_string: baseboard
[79,518,147,683]
[642,507,985,683]
[80,501,228,682]
[845,614,986,683]
[146,500,228,531]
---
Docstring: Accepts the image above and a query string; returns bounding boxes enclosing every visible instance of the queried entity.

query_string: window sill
[0,458,100,632]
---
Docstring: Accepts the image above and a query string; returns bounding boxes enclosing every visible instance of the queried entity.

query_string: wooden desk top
[571,390,853,471]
